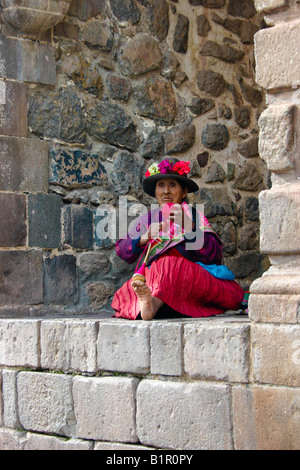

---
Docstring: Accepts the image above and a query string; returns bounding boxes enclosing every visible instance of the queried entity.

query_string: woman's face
[155,178,188,206]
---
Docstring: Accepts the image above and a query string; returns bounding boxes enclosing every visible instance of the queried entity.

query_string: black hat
[143,157,199,198]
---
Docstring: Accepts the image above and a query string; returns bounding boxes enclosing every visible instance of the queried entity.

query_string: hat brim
[142,173,199,198]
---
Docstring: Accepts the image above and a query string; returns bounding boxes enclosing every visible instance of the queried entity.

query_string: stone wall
[0,315,256,450]
[0,0,268,317]
[1,314,299,450]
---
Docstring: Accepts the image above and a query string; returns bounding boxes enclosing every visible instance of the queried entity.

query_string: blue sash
[197,263,235,280]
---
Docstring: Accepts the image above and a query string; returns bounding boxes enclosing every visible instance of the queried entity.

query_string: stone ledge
[0,315,250,380]
[1,316,300,450]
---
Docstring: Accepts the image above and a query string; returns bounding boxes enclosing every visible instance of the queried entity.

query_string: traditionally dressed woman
[111,158,244,321]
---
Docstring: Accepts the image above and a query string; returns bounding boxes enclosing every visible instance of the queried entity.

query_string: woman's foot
[131,280,163,321]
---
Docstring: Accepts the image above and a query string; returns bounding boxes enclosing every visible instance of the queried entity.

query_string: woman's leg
[131,280,164,321]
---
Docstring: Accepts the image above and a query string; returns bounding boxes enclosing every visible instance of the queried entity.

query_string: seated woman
[111,158,244,321]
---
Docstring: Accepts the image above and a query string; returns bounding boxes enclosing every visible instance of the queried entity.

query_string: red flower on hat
[173,161,190,176]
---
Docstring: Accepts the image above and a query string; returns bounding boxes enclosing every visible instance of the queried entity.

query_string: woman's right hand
[138,223,163,246]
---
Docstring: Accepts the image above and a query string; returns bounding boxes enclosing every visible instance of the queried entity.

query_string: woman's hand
[169,204,183,225]
[169,204,193,233]
[138,222,163,247]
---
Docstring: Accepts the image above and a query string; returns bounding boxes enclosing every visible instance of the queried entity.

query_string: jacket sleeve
[115,234,144,264]
[115,211,151,264]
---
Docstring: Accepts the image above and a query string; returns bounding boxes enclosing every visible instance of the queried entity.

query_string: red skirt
[111,249,244,320]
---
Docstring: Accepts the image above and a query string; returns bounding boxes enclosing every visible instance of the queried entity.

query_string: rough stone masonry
[0,0,268,317]
[0,0,300,452]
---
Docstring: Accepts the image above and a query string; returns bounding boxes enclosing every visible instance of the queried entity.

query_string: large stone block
[134,77,176,125]
[49,147,107,188]
[249,293,300,323]
[97,321,150,374]
[259,184,300,254]
[252,324,300,386]
[43,254,78,305]
[40,320,98,373]
[0,136,49,192]
[29,87,86,143]
[255,20,300,91]
[63,205,94,250]
[136,380,232,450]
[0,193,26,247]
[0,251,43,306]
[0,320,40,367]
[0,80,27,137]
[28,193,61,248]
[0,37,56,85]
[233,385,300,450]
[232,386,257,450]
[17,372,75,437]
[253,385,300,450]
[1,0,72,34]
[150,322,183,376]
[88,100,140,150]
[119,33,163,77]
[73,376,139,443]
[2,370,19,428]
[184,321,250,382]
[258,104,295,173]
